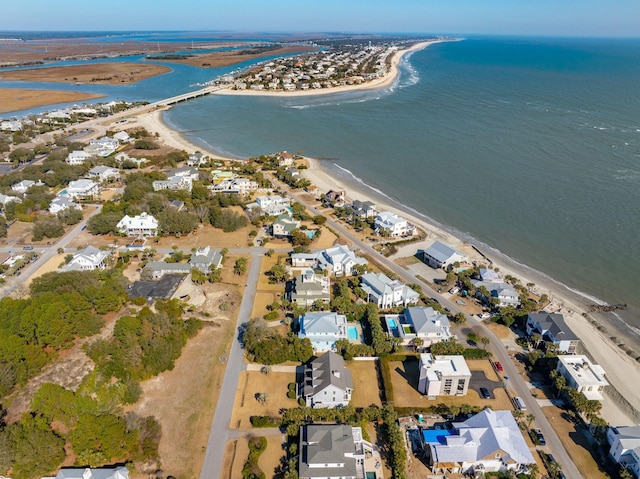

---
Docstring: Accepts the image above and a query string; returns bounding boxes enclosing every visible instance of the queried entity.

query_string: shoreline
[213,39,449,98]
[299,157,640,423]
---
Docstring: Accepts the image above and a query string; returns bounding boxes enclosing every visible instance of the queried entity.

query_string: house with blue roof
[299,312,348,352]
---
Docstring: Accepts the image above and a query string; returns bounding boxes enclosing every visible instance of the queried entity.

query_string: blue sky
[1,0,639,38]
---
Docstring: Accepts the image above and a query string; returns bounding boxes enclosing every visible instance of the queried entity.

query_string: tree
[9,147,34,164]
[479,336,490,349]
[158,209,199,236]
[260,365,271,375]
[269,264,289,283]
[57,207,83,226]
[290,229,312,247]
[234,257,248,275]
[7,414,65,479]
[525,413,536,428]
[411,337,424,352]
[255,392,268,404]
[32,216,64,241]
[0,214,6,239]
[312,215,327,225]
[87,211,123,235]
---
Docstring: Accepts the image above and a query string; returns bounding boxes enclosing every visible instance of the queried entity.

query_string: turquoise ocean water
[164,37,640,334]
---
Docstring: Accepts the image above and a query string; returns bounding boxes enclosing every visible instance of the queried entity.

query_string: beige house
[418,353,471,398]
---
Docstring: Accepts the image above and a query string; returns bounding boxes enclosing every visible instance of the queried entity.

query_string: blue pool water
[386,317,400,337]
[423,429,455,445]
[388,318,397,328]
[348,326,358,341]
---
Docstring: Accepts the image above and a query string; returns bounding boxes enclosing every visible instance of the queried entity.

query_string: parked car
[480,387,491,399]
[23,245,33,250]
[494,361,504,372]
[534,428,546,445]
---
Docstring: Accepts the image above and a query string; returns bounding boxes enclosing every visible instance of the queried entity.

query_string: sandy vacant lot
[0,63,171,85]
[347,360,383,408]
[230,371,299,430]
[0,88,105,114]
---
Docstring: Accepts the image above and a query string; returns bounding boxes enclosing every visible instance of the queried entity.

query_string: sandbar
[0,62,171,85]
[0,88,105,115]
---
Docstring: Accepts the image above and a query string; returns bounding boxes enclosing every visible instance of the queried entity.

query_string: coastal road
[198,250,264,479]
[271,175,583,479]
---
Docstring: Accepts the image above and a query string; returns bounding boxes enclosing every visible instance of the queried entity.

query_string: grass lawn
[26,253,65,286]
[310,225,338,249]
[258,253,289,292]
[347,360,383,408]
[251,291,277,318]
[396,255,421,268]
[541,405,610,479]
[258,435,286,479]
[221,438,249,479]
[230,371,299,430]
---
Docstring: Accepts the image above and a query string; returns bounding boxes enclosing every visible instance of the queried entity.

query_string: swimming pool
[388,318,397,328]
[386,317,400,337]
[348,326,358,341]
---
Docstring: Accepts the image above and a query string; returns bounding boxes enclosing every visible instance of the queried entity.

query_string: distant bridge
[149,85,229,107]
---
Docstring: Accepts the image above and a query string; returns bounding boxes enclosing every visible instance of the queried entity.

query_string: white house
[55,466,129,479]
[426,409,535,475]
[299,311,348,352]
[115,152,147,166]
[84,137,119,157]
[49,196,81,214]
[360,272,420,309]
[318,245,368,277]
[189,246,223,272]
[247,195,291,216]
[556,355,608,401]
[152,175,192,192]
[348,199,377,219]
[272,214,300,238]
[116,212,159,237]
[65,150,93,165]
[374,211,415,237]
[65,179,99,200]
[11,179,44,194]
[526,312,579,354]
[472,279,521,307]
[168,166,200,181]
[607,425,640,478]
[1,120,22,132]
[288,270,331,307]
[61,246,111,272]
[385,306,452,347]
[88,165,120,182]
[0,193,22,208]
[421,240,468,269]
[418,353,471,397]
[210,177,258,195]
[113,131,131,143]
[277,151,295,167]
[301,351,353,408]
[187,152,207,166]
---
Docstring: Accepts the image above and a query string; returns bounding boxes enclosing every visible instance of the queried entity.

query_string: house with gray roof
[361,272,419,309]
[288,270,331,308]
[301,351,353,408]
[55,466,129,479]
[472,279,521,308]
[347,199,377,219]
[299,311,348,352]
[88,165,120,182]
[189,246,223,272]
[526,312,579,353]
[426,409,535,475]
[272,214,300,238]
[142,261,191,280]
[607,425,640,478]
[420,240,467,269]
[299,424,374,479]
[61,246,110,272]
[318,245,367,277]
[385,306,452,348]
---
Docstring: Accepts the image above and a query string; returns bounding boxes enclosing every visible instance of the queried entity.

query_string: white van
[513,396,527,410]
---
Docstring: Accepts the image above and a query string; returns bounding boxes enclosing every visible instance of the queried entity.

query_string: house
[385,306,452,347]
[88,165,120,182]
[152,175,193,192]
[272,214,300,238]
[210,169,236,185]
[113,131,131,143]
[168,166,200,181]
[299,424,375,479]
[210,177,258,195]
[61,246,110,272]
[142,261,191,280]
[324,189,346,207]
[288,270,331,307]
[84,137,119,157]
[55,466,129,479]
[299,311,348,352]
[277,151,295,167]
[425,409,535,475]
[11,179,44,194]
[556,355,608,401]
[360,272,420,309]
[246,195,291,216]
[116,212,159,237]
[65,179,99,200]
[49,196,82,214]
[418,353,471,397]
[526,312,579,354]
[115,152,147,166]
[1,120,22,132]
[472,279,521,308]
[607,425,640,478]
[0,193,22,208]
[189,246,223,272]
[374,211,415,237]
[187,152,207,166]
[65,150,93,165]
[348,199,377,219]
[300,351,353,408]
[420,241,468,269]
[318,245,367,277]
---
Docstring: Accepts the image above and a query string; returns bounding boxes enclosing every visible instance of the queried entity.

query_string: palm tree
[260,365,271,375]
[525,413,536,429]
[528,463,540,479]
[479,336,490,349]
[512,409,525,423]
[255,392,268,404]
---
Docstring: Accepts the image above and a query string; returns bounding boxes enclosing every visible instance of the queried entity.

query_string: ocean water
[165,37,640,333]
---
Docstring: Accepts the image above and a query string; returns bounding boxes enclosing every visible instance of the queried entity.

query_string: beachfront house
[65,150,93,165]
[88,165,120,182]
[472,277,521,308]
[300,351,353,408]
[385,306,452,348]
[425,409,535,475]
[420,240,468,269]
[116,212,159,237]
[526,312,579,354]
[277,151,295,167]
[189,246,223,273]
[607,425,640,478]
[418,353,471,397]
[55,466,129,479]
[556,355,608,401]
[374,211,415,237]
[187,152,208,166]
[360,272,420,309]
[61,246,111,272]
[272,214,300,238]
[347,199,377,219]
[299,311,348,353]
[299,424,375,479]
[324,190,346,208]
[287,270,331,307]
[65,179,99,200]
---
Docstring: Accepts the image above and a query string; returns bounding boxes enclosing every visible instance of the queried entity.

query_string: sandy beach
[123,38,640,426]
[214,39,447,98]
